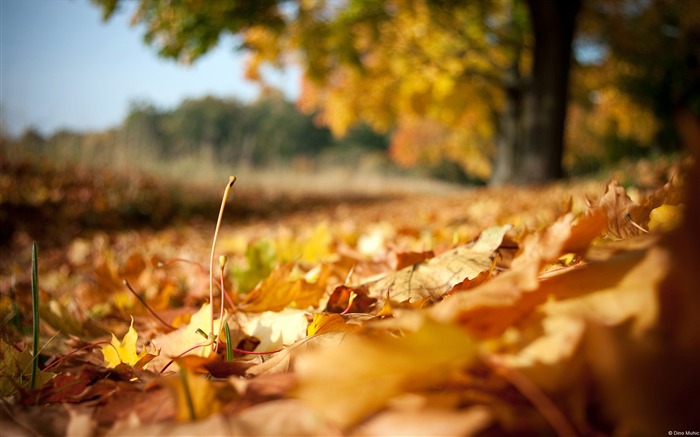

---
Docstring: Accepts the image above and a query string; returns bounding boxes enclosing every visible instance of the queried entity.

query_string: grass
[30,241,39,390]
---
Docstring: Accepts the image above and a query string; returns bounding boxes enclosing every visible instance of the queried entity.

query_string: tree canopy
[93,0,700,183]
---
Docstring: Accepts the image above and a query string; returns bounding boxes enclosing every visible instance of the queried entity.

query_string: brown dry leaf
[325,284,376,313]
[594,180,649,239]
[537,246,669,335]
[233,399,338,435]
[430,210,607,334]
[239,262,327,312]
[119,252,147,285]
[510,209,606,290]
[391,250,435,270]
[106,399,337,436]
[349,405,493,436]
[177,354,253,378]
[491,248,670,398]
[433,241,668,340]
[367,225,512,305]
[65,407,98,437]
[293,314,477,428]
[448,263,494,295]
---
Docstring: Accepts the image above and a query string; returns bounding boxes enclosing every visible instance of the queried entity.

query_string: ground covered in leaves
[1,156,699,436]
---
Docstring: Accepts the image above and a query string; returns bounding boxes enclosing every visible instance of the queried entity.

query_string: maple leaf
[429,209,608,336]
[594,180,650,239]
[101,317,149,369]
[239,262,328,312]
[367,225,511,305]
[0,339,55,396]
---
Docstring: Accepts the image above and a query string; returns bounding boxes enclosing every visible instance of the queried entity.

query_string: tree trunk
[491,66,522,185]
[514,0,581,184]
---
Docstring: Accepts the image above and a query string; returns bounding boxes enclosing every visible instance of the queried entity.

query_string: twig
[122,279,176,332]
[488,357,578,437]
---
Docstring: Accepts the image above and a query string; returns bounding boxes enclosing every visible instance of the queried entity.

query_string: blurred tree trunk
[510,0,581,184]
[491,63,523,185]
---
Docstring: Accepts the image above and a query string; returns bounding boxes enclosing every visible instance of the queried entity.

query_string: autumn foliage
[1,143,698,436]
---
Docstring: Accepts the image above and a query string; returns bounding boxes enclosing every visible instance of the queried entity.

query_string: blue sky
[0,0,300,137]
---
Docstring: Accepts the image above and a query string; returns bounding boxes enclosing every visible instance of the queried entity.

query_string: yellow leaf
[301,221,335,263]
[649,204,684,232]
[162,367,232,421]
[101,317,148,368]
[307,313,362,336]
[237,308,309,351]
[240,263,327,312]
[293,314,477,428]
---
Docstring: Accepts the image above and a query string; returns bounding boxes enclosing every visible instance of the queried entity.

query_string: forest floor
[1,155,699,436]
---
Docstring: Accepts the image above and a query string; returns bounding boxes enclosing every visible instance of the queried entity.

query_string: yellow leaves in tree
[101,317,149,369]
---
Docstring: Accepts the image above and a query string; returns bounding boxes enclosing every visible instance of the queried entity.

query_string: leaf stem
[122,279,177,331]
[209,176,236,352]
[488,357,578,437]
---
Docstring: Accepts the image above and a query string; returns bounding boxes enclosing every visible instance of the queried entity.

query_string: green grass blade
[180,369,197,421]
[224,322,233,362]
[30,241,39,390]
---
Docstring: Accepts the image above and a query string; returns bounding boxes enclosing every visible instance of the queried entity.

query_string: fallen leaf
[236,307,309,351]
[239,263,327,312]
[391,250,435,270]
[594,180,648,239]
[232,239,276,293]
[367,225,512,305]
[161,367,235,421]
[101,317,149,369]
[245,332,347,376]
[349,405,493,436]
[0,339,55,396]
[648,204,684,232]
[307,313,364,336]
[149,303,227,372]
[293,314,478,428]
[325,284,376,313]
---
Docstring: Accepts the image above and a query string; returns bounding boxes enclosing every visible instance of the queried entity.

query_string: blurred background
[1,0,698,188]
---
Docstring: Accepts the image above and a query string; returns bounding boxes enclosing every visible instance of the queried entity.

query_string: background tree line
[6,90,393,176]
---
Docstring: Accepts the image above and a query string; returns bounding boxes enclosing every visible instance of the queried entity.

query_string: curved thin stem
[209,177,236,352]
[123,280,176,331]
